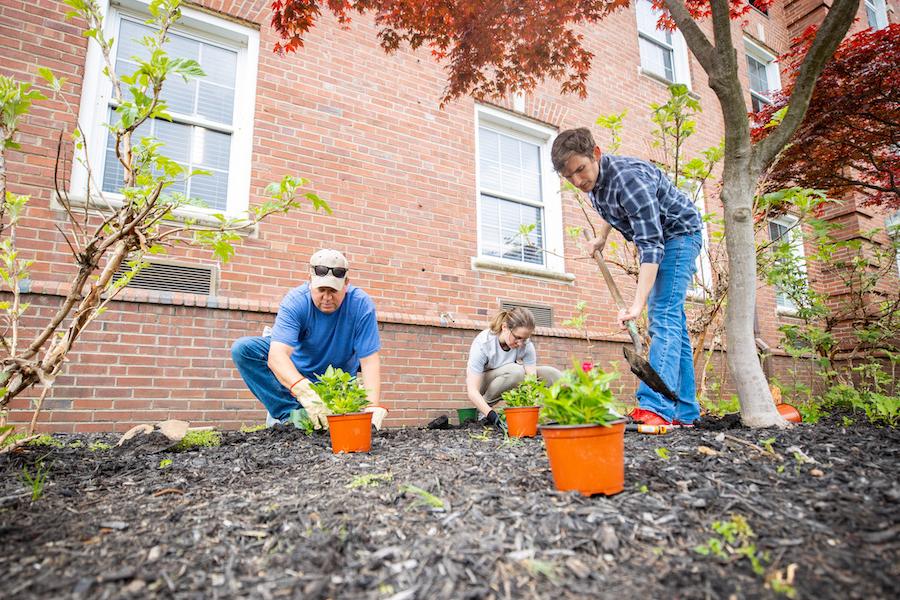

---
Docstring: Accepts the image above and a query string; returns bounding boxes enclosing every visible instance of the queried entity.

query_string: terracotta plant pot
[776,403,802,423]
[326,411,373,453]
[457,407,478,426]
[540,420,626,496]
[504,406,540,438]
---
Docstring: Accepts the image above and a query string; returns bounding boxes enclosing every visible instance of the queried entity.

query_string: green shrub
[541,361,620,426]
[824,383,898,427]
[310,366,369,414]
[173,430,221,451]
[501,375,549,408]
[27,434,64,448]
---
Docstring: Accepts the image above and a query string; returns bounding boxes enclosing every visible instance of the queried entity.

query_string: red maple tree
[754,24,900,210]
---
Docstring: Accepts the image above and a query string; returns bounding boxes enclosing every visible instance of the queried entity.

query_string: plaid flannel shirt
[589,154,702,264]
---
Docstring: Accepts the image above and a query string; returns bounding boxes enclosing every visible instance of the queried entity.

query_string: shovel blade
[623,347,679,403]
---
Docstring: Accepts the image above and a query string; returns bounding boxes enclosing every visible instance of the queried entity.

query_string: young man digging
[231,249,387,430]
[552,128,703,428]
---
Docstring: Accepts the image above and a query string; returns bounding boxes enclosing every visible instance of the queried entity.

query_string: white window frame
[865,0,889,30]
[473,104,565,277]
[744,38,781,113]
[887,210,900,277]
[69,0,259,219]
[768,215,807,314]
[635,0,691,87]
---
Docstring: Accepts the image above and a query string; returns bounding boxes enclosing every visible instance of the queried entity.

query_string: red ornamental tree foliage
[270,0,766,105]
[754,24,900,210]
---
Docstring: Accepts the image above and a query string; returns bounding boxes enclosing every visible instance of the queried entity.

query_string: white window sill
[638,68,698,98]
[53,192,258,237]
[471,256,575,283]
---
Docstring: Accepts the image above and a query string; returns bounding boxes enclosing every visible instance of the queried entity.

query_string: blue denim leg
[231,336,300,422]
[635,233,702,422]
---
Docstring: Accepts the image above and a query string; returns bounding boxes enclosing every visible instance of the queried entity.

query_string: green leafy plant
[399,484,445,510]
[289,408,316,435]
[541,360,621,426]
[240,424,266,434]
[21,461,50,501]
[347,473,393,489]
[67,440,84,449]
[173,430,221,451]
[759,437,776,455]
[310,366,369,414]
[501,375,549,408]
[694,515,769,577]
[27,434,64,448]
[88,441,111,452]
[655,447,671,460]
[158,458,172,469]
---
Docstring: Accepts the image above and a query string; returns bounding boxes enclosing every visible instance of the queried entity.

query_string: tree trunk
[720,157,785,428]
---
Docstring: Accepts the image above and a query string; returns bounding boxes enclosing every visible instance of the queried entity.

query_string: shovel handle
[586,239,644,355]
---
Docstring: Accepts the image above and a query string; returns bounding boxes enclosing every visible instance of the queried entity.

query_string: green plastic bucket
[457,408,478,425]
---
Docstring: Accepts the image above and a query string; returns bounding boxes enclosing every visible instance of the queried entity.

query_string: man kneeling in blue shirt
[231,249,387,430]
[552,128,703,428]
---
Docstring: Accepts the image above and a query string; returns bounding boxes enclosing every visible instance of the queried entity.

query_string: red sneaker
[628,408,674,427]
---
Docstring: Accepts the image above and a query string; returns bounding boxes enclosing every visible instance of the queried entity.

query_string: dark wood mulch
[1,412,897,599]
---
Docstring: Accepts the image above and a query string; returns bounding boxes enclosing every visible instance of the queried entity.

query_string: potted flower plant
[540,361,626,496]
[500,375,548,437]
[311,366,372,453]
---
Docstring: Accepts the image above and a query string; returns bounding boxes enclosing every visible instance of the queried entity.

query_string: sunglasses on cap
[311,265,348,278]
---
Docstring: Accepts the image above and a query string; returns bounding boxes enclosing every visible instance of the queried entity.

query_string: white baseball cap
[309,249,349,291]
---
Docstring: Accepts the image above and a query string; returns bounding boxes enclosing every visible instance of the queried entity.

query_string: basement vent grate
[500,302,553,328]
[112,261,215,295]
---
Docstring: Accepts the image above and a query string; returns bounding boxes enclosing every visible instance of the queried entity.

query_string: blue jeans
[635,232,702,423]
[231,336,301,422]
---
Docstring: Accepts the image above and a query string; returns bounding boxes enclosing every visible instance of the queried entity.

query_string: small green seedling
[88,441,111,452]
[310,366,369,414]
[68,440,84,449]
[501,375,549,408]
[347,473,393,489]
[655,447,671,460]
[639,484,649,494]
[289,409,316,435]
[841,416,854,427]
[468,429,492,442]
[759,437,776,455]
[158,458,173,469]
[21,462,50,501]
[523,559,558,582]
[27,434,64,448]
[240,424,266,433]
[776,465,786,474]
[399,484,445,510]
[694,514,770,577]
[173,430,221,452]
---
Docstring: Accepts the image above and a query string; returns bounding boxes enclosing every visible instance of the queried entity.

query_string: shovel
[586,243,679,403]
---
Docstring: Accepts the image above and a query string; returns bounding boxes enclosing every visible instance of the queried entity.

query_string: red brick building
[1,0,896,431]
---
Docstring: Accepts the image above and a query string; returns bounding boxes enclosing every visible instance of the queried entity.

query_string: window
[748,0,769,15]
[887,211,900,277]
[475,105,563,273]
[72,0,259,216]
[866,0,889,30]
[768,216,806,313]
[745,39,781,113]
[635,0,691,86]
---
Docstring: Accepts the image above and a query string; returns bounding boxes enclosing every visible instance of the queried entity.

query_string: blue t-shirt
[269,283,381,381]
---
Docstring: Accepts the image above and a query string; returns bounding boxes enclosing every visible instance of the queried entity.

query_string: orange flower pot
[504,406,540,437]
[539,420,626,496]
[776,403,802,423]
[326,412,373,453]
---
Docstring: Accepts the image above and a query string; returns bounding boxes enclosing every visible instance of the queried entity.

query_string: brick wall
[1,0,889,431]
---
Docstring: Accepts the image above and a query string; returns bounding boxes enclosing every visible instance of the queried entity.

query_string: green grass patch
[173,430,221,451]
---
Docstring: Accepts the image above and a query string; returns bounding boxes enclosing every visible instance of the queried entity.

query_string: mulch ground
[1,411,897,599]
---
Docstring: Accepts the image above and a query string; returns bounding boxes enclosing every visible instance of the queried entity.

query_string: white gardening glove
[292,378,331,430]
[364,406,388,430]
